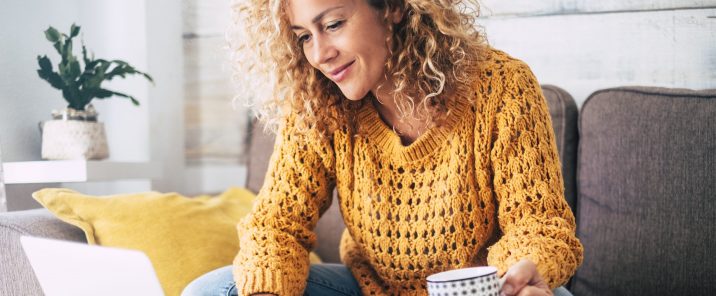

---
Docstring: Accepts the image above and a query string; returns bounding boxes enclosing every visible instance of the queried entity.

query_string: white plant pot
[41,120,109,160]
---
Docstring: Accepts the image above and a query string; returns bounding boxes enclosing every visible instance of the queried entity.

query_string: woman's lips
[329,60,355,83]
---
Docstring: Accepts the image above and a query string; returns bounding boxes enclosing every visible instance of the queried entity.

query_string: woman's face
[287,0,395,101]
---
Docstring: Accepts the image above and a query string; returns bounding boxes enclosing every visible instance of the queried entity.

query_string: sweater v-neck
[357,94,472,163]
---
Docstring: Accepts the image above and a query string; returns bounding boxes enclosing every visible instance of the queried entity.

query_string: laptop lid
[20,236,164,296]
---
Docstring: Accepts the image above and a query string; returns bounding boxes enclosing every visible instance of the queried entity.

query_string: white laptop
[20,236,165,296]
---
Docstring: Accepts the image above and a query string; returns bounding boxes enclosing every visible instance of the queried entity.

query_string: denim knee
[181,265,236,296]
[553,286,574,296]
[305,264,361,296]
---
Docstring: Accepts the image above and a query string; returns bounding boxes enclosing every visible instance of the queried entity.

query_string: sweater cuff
[235,268,301,296]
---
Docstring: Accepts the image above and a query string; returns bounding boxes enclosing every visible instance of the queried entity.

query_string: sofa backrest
[571,87,716,295]
[542,85,579,212]
[245,86,579,263]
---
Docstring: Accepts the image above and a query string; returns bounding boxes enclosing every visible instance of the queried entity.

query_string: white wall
[146,0,186,194]
[182,0,248,195]
[478,1,716,105]
[0,1,81,163]
[0,0,184,210]
[0,0,83,210]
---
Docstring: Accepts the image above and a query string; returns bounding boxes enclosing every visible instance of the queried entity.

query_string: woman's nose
[312,36,338,65]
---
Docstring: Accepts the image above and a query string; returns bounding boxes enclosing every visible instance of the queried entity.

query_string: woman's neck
[371,90,428,145]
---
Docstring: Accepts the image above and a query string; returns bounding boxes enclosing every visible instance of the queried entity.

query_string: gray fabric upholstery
[0,208,86,296]
[245,121,276,195]
[571,87,716,296]
[542,85,579,212]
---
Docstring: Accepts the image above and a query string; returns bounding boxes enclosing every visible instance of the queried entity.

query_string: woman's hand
[500,259,552,296]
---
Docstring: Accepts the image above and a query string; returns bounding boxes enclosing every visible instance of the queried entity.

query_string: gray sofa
[1,86,714,296]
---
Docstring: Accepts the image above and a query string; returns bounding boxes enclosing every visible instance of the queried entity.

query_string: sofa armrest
[0,209,86,296]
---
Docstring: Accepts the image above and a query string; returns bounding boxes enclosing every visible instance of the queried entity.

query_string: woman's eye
[298,34,311,44]
[325,20,344,31]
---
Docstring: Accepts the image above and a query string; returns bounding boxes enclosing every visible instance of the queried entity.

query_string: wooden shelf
[2,160,161,184]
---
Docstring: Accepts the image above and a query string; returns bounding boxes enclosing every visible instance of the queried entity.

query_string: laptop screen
[20,236,164,296]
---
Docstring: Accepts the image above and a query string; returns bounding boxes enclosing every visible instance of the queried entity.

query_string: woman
[184,0,583,295]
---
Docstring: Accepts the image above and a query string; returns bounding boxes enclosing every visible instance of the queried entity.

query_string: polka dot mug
[426,266,502,296]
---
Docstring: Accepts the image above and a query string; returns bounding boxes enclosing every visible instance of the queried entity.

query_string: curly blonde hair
[230,0,487,136]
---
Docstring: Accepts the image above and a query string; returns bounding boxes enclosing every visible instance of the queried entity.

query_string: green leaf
[70,24,80,38]
[53,41,62,55]
[82,61,108,89]
[37,55,52,71]
[38,24,152,108]
[62,39,73,62]
[92,88,113,98]
[44,27,60,43]
[47,72,66,90]
[143,72,154,83]
[81,75,100,91]
[58,60,70,79]
[69,58,81,78]
[97,60,111,75]
[105,62,154,84]
[36,60,66,91]
[62,88,84,110]
[81,42,91,66]
[36,55,66,90]
[94,88,140,106]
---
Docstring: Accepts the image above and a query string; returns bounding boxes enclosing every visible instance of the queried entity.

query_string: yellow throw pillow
[33,187,322,296]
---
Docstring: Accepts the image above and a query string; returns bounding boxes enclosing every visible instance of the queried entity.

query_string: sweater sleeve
[339,230,391,295]
[233,115,336,296]
[485,61,584,288]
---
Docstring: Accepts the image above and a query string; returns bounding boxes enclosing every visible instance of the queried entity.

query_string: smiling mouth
[329,60,355,82]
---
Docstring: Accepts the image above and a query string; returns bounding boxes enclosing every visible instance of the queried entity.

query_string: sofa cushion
[571,87,716,295]
[542,85,579,212]
[32,187,257,296]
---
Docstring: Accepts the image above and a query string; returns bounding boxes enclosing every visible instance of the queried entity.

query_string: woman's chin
[338,87,369,101]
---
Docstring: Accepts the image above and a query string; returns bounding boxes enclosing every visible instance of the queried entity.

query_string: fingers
[515,285,552,296]
[501,259,538,296]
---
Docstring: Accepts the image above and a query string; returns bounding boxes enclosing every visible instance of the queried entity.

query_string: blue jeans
[181,264,574,296]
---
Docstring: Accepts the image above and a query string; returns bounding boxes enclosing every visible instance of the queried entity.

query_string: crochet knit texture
[233,49,584,295]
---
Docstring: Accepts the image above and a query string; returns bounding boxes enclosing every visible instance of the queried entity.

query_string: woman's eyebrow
[290,5,345,30]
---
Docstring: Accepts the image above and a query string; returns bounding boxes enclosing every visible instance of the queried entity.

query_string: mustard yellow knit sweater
[233,49,583,296]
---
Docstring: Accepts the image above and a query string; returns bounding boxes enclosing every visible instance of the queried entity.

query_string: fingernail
[502,284,513,295]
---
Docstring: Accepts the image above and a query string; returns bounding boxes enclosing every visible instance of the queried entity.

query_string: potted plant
[36,23,153,160]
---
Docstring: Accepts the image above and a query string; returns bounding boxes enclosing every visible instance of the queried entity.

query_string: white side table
[2,160,161,184]
[0,160,162,212]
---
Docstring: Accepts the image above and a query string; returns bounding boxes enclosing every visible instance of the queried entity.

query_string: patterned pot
[40,106,109,160]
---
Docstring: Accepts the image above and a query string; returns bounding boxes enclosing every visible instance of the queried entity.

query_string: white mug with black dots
[426,266,502,296]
